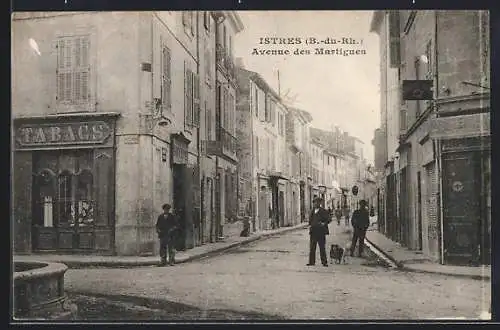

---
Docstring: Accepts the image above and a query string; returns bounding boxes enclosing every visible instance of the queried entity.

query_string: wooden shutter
[184,63,190,126]
[222,87,228,129]
[193,72,200,126]
[255,136,259,168]
[56,35,90,106]
[206,102,212,140]
[56,38,73,103]
[75,36,90,104]
[161,46,172,112]
[389,11,401,68]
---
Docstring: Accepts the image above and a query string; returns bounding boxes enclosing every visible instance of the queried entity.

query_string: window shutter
[223,87,228,129]
[76,36,90,104]
[56,39,66,102]
[56,35,90,106]
[389,11,401,68]
[184,63,190,126]
[256,136,259,168]
[56,38,74,103]
[206,103,212,140]
[193,72,200,126]
[188,70,193,126]
[162,46,172,112]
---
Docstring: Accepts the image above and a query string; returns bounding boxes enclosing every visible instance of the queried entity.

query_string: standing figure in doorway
[350,200,370,257]
[156,203,179,266]
[307,197,331,267]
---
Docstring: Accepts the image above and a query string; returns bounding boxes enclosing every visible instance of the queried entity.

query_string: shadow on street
[68,292,284,321]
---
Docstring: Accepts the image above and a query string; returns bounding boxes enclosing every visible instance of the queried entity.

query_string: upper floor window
[184,62,200,128]
[161,45,172,113]
[56,35,93,110]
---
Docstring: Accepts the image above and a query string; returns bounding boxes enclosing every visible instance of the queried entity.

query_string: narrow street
[65,224,489,320]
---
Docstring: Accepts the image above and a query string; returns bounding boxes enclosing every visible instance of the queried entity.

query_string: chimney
[235,57,245,68]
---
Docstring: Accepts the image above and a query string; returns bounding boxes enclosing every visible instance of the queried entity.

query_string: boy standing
[156,204,179,266]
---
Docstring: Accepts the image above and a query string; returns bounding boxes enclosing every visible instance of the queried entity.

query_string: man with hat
[350,199,370,257]
[307,196,331,267]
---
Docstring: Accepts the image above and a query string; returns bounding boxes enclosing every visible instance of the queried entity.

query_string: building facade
[12,11,243,256]
[310,138,326,204]
[371,10,491,265]
[286,108,313,223]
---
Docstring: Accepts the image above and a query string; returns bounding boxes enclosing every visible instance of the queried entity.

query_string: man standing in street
[156,204,179,266]
[350,199,370,257]
[307,197,331,267]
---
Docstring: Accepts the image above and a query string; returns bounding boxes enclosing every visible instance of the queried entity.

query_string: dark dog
[330,244,345,264]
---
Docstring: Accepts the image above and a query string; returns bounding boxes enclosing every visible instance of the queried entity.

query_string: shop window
[76,169,95,227]
[35,169,56,227]
[58,170,75,227]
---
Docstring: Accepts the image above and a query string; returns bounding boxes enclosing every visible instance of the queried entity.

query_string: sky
[233,11,380,163]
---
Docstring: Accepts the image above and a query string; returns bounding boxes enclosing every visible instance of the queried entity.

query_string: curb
[19,223,308,269]
[365,237,491,281]
[363,237,404,269]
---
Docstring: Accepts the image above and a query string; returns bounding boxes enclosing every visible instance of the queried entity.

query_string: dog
[330,244,347,264]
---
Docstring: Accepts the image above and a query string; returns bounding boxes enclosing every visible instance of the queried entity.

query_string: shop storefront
[13,113,119,254]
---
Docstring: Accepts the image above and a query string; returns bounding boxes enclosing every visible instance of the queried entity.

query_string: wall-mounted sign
[15,120,113,149]
[171,132,190,165]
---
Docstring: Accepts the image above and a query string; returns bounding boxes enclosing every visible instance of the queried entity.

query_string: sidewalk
[14,222,308,268]
[365,229,491,280]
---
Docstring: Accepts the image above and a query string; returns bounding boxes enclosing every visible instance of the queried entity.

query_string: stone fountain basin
[13,260,77,320]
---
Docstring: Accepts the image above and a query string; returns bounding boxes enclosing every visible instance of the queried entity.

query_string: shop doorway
[31,149,114,253]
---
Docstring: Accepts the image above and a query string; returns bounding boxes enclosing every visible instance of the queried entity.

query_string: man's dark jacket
[156,213,179,239]
[309,207,331,236]
[351,208,370,231]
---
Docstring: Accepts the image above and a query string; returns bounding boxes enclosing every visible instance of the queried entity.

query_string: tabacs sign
[16,121,112,148]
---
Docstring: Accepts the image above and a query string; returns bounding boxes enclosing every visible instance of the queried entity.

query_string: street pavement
[64,222,491,320]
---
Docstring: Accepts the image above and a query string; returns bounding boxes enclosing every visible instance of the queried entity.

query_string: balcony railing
[218,127,237,160]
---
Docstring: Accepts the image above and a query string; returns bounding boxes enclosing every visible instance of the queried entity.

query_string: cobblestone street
[64,224,490,320]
